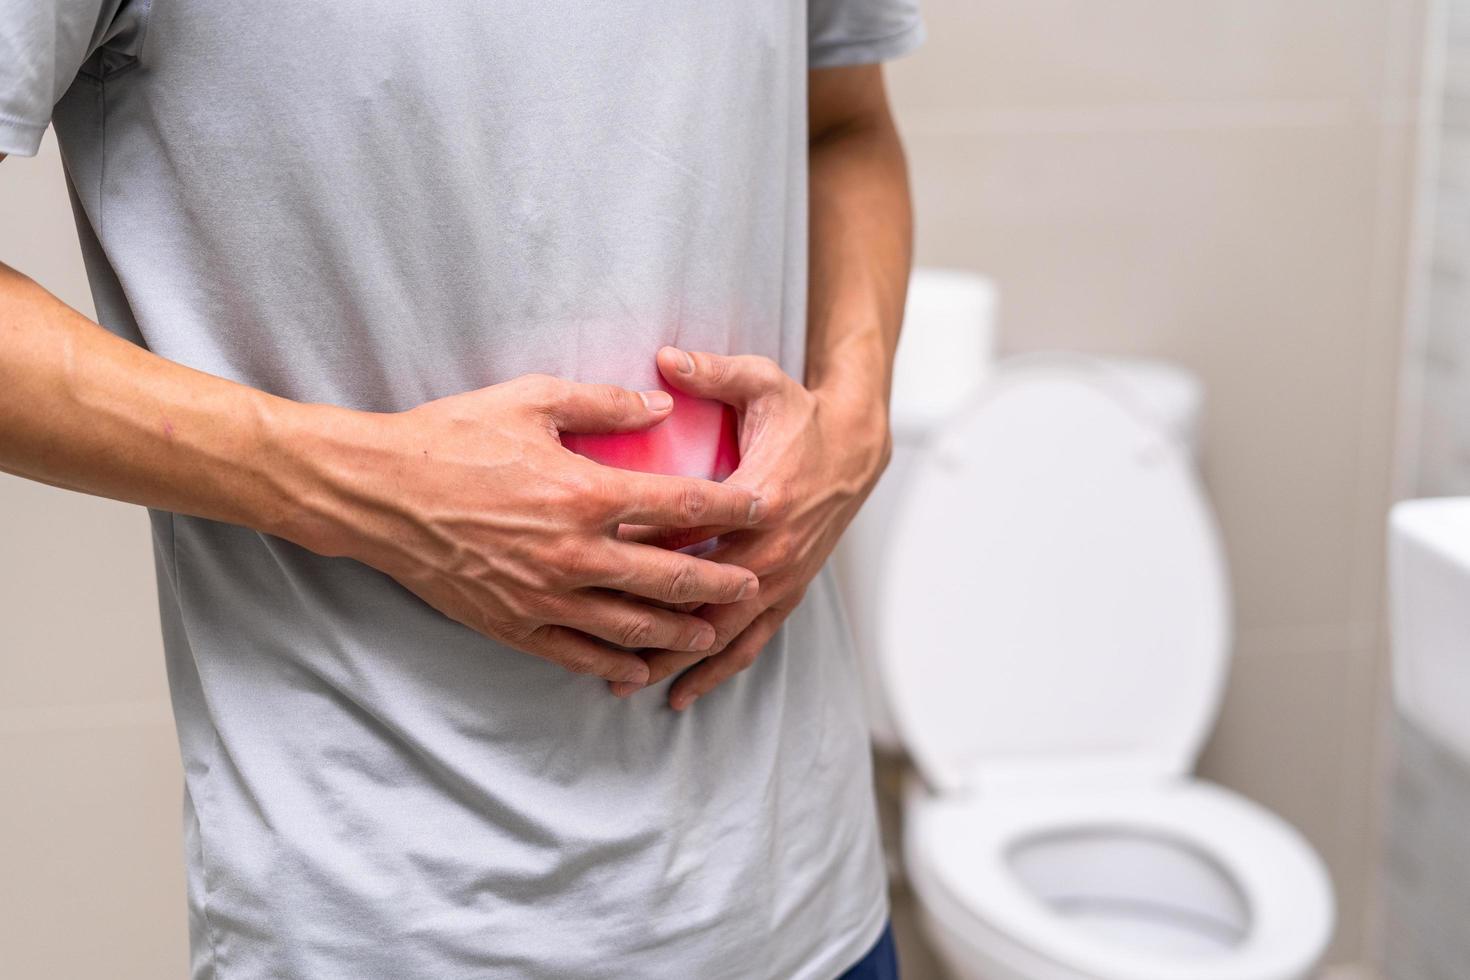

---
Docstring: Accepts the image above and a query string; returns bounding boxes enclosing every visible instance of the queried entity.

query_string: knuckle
[617,614,657,648]
[515,588,558,620]
[679,484,709,523]
[707,357,731,386]
[557,470,610,520]
[550,539,596,584]
[491,617,536,644]
[665,562,700,603]
[561,652,597,676]
[597,384,634,420]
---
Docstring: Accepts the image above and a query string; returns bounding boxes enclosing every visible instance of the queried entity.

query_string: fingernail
[672,694,695,711]
[747,496,768,523]
[692,626,716,651]
[737,576,757,601]
[675,350,695,374]
[641,390,673,412]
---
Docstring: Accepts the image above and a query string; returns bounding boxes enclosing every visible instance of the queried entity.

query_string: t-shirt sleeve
[808,0,925,69]
[0,0,134,156]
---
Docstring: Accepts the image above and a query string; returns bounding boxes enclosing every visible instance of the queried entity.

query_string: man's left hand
[610,345,891,710]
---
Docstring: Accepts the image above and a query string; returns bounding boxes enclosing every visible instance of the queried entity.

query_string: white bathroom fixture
[836,268,998,750]
[1092,356,1205,462]
[1390,497,1470,766]
[887,267,999,438]
[863,361,1334,980]
[836,270,1209,751]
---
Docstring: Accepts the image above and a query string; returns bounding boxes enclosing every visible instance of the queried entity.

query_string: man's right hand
[292,374,765,686]
[2,263,755,685]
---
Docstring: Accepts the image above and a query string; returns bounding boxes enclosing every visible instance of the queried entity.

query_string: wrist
[813,381,893,488]
[258,398,399,562]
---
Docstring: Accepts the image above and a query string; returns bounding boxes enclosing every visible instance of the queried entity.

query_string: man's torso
[44,2,895,977]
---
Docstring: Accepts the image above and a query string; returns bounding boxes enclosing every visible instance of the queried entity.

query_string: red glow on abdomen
[561,387,740,481]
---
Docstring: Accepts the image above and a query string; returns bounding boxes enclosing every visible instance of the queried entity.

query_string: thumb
[657,347,786,408]
[535,378,674,434]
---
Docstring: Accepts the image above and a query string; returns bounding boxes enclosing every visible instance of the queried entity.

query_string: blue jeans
[838,922,899,980]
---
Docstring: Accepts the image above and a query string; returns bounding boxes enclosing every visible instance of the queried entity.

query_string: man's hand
[610,346,889,709]
[298,374,766,686]
[604,63,913,709]
[1,265,765,688]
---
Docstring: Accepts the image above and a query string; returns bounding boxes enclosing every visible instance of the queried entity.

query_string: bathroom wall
[882,0,1426,972]
[1408,0,1470,499]
[1387,2,1470,978]
[0,3,1425,977]
[0,135,189,977]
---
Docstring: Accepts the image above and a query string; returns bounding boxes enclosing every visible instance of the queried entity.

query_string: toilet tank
[886,269,999,439]
[834,268,997,751]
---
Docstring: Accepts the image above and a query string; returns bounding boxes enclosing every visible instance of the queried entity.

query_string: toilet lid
[877,363,1230,792]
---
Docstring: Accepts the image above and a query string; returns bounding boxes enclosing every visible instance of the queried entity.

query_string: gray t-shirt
[1,3,923,978]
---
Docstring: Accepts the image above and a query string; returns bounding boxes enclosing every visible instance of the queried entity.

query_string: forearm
[804,70,913,432]
[0,262,766,681]
[0,261,354,549]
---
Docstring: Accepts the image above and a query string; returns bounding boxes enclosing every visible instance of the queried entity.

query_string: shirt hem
[809,20,927,69]
[0,114,46,157]
[798,887,892,980]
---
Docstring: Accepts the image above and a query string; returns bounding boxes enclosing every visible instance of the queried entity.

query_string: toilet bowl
[867,361,1334,980]
[904,784,1331,980]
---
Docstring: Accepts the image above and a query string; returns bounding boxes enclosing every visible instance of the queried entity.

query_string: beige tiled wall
[1413,0,1470,497]
[883,0,1426,970]
[1386,3,1470,978]
[0,3,1425,976]
[0,136,189,979]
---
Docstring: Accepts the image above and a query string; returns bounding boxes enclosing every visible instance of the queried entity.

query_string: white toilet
[861,360,1336,980]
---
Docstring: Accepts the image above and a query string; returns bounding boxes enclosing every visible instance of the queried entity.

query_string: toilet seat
[876,362,1231,794]
[904,780,1333,980]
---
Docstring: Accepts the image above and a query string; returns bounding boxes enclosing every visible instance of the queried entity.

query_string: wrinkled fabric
[0,1,923,977]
